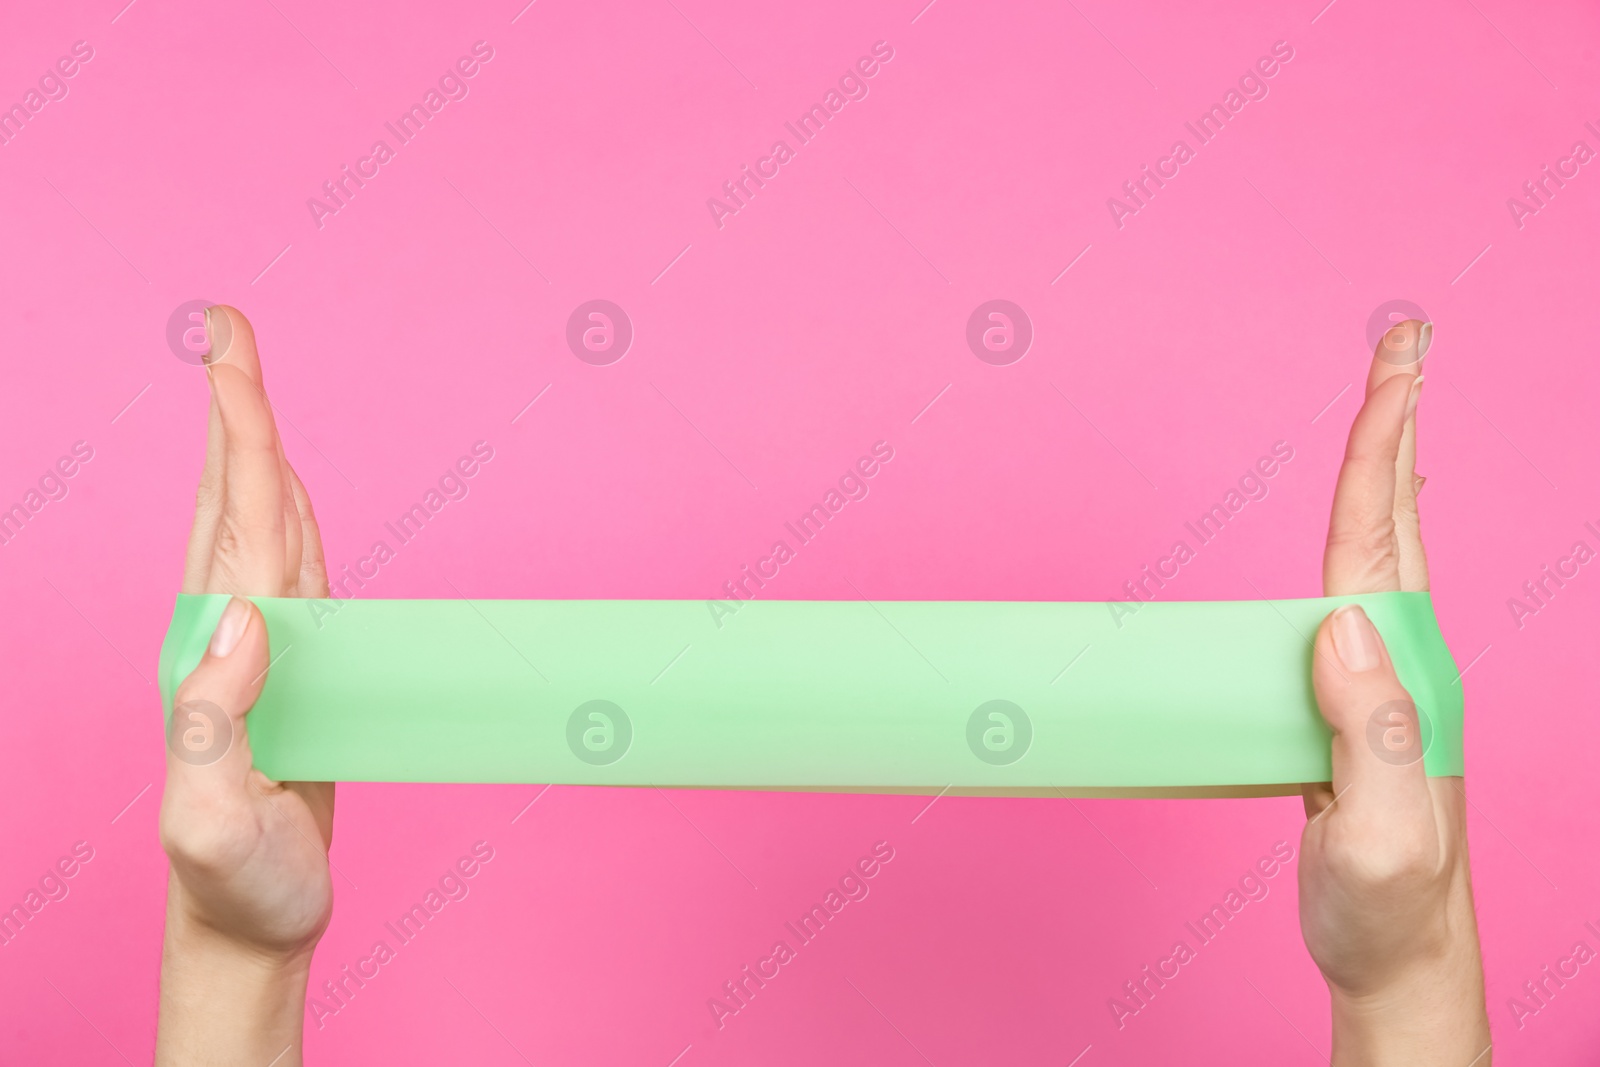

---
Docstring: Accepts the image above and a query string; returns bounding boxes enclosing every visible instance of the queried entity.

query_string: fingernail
[1332,605,1382,672]
[202,307,216,365]
[1404,375,1425,421]
[1414,474,1427,495]
[209,596,250,658]
[202,306,232,366]
[1418,322,1432,360]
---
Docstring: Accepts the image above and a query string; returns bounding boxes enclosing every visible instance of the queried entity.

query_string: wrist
[157,883,315,1066]
[1328,948,1490,1066]
[164,899,318,978]
[164,880,322,971]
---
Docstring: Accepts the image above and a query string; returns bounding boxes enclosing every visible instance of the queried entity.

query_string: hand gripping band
[158,592,1463,796]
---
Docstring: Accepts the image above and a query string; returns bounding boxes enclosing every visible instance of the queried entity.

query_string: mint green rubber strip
[157,592,1462,796]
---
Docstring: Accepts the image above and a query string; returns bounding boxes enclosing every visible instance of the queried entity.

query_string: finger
[206,307,287,595]
[183,307,247,592]
[210,363,286,593]
[1308,605,1434,827]
[205,304,266,385]
[211,304,303,592]
[1393,376,1428,591]
[182,390,226,593]
[276,438,303,591]
[1364,319,1428,394]
[1322,374,1414,595]
[1367,320,1430,591]
[285,462,330,597]
[162,597,271,865]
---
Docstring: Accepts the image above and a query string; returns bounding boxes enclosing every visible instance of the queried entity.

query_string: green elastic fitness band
[158,592,1462,797]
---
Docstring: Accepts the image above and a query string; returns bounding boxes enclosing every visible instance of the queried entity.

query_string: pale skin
[156,306,332,1066]
[1302,318,1491,1063]
[153,309,1488,1062]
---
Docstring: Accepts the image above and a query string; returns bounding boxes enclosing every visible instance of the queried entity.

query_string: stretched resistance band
[158,592,1462,796]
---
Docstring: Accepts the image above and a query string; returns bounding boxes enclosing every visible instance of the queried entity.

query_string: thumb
[166,596,269,776]
[1309,605,1433,826]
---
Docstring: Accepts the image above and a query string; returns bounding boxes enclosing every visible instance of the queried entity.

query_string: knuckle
[194,479,221,514]
[1329,823,1439,893]
[158,795,252,873]
[1327,518,1398,569]
[212,520,243,560]
[172,675,211,710]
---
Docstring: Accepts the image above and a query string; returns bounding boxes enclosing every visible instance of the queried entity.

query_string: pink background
[3,0,1598,1062]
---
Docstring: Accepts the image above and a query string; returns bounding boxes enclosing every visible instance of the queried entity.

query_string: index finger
[205,307,289,595]
[1323,372,1415,595]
